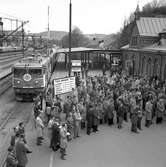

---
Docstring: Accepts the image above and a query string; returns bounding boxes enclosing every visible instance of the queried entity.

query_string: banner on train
[53,76,76,95]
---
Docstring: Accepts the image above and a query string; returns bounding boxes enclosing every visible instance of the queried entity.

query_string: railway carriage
[12,54,53,101]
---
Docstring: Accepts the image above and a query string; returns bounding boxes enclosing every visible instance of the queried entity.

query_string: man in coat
[145,98,153,127]
[92,104,99,132]
[117,99,124,129]
[86,103,93,135]
[131,101,139,133]
[73,106,82,138]
[60,123,68,160]
[156,99,164,124]
[6,146,18,167]
[50,118,60,151]
[107,98,114,126]
[36,113,45,145]
[63,96,72,118]
[15,135,32,167]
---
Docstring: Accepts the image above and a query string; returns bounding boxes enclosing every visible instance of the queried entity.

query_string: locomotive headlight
[35,80,39,84]
[17,81,21,84]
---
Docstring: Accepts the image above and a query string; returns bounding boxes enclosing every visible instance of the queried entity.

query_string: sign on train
[53,76,76,95]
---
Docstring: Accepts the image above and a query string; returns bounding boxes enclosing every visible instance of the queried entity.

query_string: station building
[122,16,166,80]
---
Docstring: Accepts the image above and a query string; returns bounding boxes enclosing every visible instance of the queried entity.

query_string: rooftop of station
[56,47,100,53]
[56,47,121,54]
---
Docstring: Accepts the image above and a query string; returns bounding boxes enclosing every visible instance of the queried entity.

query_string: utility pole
[0,18,3,47]
[47,6,50,56]
[68,0,72,76]
[22,22,24,57]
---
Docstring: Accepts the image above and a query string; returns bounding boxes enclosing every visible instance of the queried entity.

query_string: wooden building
[122,17,166,80]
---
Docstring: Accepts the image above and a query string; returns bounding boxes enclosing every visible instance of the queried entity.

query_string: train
[11,49,57,101]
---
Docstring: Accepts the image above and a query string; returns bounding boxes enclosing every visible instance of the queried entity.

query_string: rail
[0,73,12,95]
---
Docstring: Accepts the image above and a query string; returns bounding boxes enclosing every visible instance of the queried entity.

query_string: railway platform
[1,69,166,167]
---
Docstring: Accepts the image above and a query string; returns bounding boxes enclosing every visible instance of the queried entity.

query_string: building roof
[136,17,166,37]
[56,47,99,53]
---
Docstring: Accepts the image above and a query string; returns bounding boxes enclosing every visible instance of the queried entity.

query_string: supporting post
[68,0,72,76]
[22,22,24,57]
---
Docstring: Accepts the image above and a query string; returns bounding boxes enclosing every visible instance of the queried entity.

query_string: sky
[0,0,153,34]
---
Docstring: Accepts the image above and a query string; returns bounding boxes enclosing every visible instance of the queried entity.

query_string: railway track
[0,74,12,95]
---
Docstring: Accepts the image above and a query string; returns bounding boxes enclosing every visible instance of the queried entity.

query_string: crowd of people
[33,72,166,160]
[6,71,166,166]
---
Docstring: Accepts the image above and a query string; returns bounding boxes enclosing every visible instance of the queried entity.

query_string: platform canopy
[56,47,121,55]
[56,47,100,54]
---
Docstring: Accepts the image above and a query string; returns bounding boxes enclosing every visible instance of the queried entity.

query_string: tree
[60,26,89,48]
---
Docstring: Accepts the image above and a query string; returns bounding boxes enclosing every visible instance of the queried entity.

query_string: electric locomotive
[12,54,53,101]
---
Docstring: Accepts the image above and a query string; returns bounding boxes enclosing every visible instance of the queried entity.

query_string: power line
[0,12,26,22]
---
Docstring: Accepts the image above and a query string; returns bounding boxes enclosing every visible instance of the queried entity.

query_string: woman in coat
[73,105,82,138]
[60,123,68,160]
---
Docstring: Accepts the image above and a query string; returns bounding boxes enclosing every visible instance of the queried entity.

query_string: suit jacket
[6,151,18,167]
[15,140,30,166]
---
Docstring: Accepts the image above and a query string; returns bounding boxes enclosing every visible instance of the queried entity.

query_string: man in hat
[6,146,18,167]
[15,135,32,167]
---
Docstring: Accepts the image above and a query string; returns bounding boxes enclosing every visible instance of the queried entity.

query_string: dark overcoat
[92,108,99,126]
[86,107,93,128]
[15,140,29,166]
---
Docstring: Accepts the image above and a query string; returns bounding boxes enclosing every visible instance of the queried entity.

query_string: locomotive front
[12,57,49,101]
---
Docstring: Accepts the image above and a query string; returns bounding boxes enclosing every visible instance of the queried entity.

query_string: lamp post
[68,0,72,76]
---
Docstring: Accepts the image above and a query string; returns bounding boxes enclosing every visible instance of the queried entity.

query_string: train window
[13,68,26,77]
[29,69,42,77]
